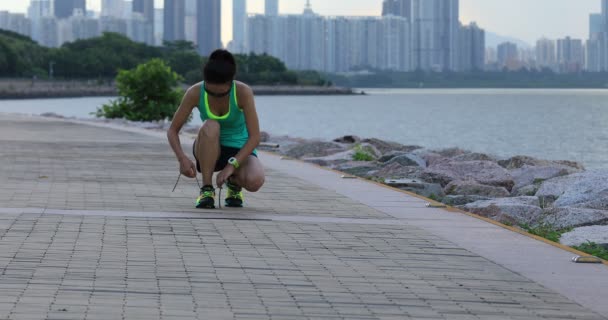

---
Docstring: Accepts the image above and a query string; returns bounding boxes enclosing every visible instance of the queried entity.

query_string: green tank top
[198,81,254,152]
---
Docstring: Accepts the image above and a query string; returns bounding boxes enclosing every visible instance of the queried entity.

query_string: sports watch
[228,157,240,169]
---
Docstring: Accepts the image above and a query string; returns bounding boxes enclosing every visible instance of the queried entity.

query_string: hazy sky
[0,0,601,46]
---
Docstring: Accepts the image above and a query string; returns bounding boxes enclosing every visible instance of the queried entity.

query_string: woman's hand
[179,156,197,178]
[216,165,235,188]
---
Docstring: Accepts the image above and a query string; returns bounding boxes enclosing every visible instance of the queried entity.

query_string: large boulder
[536,170,608,210]
[334,161,380,178]
[542,207,608,229]
[361,138,421,154]
[286,141,345,159]
[498,155,584,171]
[333,135,361,144]
[461,197,543,226]
[384,153,426,168]
[444,180,510,198]
[371,162,422,180]
[451,152,496,162]
[419,161,514,190]
[442,195,492,206]
[386,179,444,199]
[510,165,574,192]
[560,226,608,247]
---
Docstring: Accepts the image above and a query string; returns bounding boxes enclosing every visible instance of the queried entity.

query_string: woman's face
[204,82,232,97]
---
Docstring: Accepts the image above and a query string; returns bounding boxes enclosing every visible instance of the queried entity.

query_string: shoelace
[172,173,223,209]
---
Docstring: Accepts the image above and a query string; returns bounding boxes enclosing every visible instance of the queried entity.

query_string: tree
[95,59,184,122]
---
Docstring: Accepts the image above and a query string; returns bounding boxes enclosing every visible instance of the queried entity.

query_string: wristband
[228,157,240,169]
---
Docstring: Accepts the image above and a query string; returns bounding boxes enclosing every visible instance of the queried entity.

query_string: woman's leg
[195,120,221,186]
[231,155,265,192]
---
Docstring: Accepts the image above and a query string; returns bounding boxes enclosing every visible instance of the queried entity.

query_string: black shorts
[193,143,257,172]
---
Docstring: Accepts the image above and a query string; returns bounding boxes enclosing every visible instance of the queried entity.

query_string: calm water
[1,89,607,169]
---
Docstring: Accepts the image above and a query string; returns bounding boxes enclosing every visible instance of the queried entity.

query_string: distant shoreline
[0,79,361,100]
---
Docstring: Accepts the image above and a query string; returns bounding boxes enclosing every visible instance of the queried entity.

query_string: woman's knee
[198,120,220,139]
[245,175,265,192]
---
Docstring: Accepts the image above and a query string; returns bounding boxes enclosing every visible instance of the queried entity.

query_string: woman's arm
[167,85,199,178]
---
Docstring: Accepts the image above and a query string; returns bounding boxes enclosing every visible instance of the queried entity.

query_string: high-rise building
[412,0,459,71]
[232,0,247,53]
[133,0,154,22]
[132,0,155,44]
[587,36,603,71]
[185,0,197,44]
[71,13,100,40]
[154,8,163,45]
[265,0,279,16]
[589,13,603,37]
[247,1,411,73]
[497,42,518,69]
[101,0,123,17]
[382,0,411,19]
[163,0,185,42]
[458,22,485,71]
[197,0,222,55]
[54,0,86,19]
[536,38,556,70]
[100,16,128,36]
[557,37,584,73]
[0,12,31,37]
[28,0,53,44]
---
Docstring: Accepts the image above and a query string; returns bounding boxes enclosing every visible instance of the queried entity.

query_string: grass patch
[573,242,608,261]
[520,223,572,243]
[352,144,375,162]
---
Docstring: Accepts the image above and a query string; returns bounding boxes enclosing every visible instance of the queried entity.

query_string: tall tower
[382,0,411,19]
[163,0,185,42]
[412,0,459,71]
[133,0,155,45]
[265,0,279,16]
[197,0,222,56]
[233,0,247,53]
[101,0,124,17]
[133,0,155,22]
[54,0,86,19]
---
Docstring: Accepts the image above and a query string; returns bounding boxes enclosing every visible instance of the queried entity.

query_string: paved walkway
[0,113,606,320]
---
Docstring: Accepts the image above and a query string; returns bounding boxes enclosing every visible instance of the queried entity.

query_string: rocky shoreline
[259,133,608,249]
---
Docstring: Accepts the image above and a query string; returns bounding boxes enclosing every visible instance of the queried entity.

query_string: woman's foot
[196,185,216,209]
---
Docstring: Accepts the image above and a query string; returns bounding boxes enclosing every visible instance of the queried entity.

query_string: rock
[450,152,496,162]
[334,161,379,178]
[286,141,345,159]
[461,197,543,226]
[420,161,514,190]
[513,184,539,197]
[386,179,444,199]
[498,155,585,171]
[384,154,426,168]
[371,162,422,180]
[378,151,407,163]
[333,135,360,144]
[510,165,573,192]
[560,226,608,247]
[361,138,421,154]
[542,207,608,229]
[41,112,65,119]
[435,148,468,158]
[444,180,510,197]
[536,170,608,210]
[442,195,492,206]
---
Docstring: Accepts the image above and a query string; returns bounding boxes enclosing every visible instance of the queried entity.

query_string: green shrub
[573,242,608,261]
[352,144,374,161]
[520,223,572,243]
[95,59,184,122]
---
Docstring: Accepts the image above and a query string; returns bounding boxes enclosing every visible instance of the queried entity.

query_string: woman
[167,49,265,209]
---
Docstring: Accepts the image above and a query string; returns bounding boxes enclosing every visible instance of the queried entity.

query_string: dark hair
[203,49,237,84]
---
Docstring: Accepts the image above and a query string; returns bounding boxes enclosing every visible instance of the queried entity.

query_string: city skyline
[0,0,600,45]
